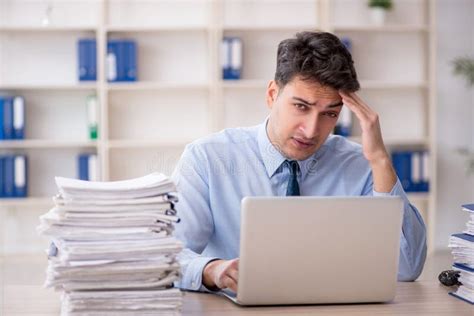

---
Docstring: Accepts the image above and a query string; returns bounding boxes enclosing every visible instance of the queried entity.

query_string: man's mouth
[291,137,316,149]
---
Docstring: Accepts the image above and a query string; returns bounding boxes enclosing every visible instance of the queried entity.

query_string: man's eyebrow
[291,97,316,106]
[326,101,344,109]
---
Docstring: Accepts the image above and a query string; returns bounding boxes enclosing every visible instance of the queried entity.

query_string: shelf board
[0,26,97,32]
[333,25,429,33]
[223,25,319,32]
[0,197,54,207]
[348,137,429,147]
[360,80,428,90]
[106,25,209,33]
[0,140,98,149]
[108,140,190,149]
[221,79,268,89]
[106,82,209,91]
[0,83,98,91]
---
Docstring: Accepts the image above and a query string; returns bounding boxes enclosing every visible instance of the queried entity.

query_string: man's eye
[325,112,339,118]
[294,103,307,111]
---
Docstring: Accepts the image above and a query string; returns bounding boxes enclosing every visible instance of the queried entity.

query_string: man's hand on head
[339,91,397,192]
[339,91,389,164]
[202,258,239,293]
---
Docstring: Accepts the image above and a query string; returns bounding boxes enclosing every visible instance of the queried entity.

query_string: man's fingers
[222,276,238,293]
[227,267,239,283]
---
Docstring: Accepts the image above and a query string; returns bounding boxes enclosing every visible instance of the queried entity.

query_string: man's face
[266,77,343,161]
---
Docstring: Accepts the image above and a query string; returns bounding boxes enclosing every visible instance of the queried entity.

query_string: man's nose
[301,116,319,140]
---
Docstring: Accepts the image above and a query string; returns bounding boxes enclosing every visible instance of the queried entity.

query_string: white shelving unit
[0,0,437,253]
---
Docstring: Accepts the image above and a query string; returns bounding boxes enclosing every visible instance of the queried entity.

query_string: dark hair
[275,31,360,92]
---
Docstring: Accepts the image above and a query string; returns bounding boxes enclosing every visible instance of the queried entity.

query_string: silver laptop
[221,196,403,305]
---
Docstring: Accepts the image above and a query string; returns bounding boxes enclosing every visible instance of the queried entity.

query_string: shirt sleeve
[171,144,220,292]
[365,177,427,281]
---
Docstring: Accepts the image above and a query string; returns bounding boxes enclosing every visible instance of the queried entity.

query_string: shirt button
[191,281,196,288]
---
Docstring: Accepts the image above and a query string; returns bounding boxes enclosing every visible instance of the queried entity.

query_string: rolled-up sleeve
[372,178,427,281]
[171,144,220,291]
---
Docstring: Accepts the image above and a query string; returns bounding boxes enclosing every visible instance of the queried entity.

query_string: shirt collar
[257,117,329,180]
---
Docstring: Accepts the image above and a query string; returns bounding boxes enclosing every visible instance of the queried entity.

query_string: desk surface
[1,251,472,316]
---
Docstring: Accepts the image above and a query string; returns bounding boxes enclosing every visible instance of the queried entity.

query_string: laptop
[221,196,403,305]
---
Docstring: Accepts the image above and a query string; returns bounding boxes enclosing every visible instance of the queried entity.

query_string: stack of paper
[448,203,474,304]
[37,173,183,315]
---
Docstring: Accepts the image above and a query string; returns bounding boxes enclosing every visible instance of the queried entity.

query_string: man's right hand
[202,258,239,293]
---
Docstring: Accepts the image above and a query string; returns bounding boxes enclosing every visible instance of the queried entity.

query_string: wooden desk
[1,251,472,315]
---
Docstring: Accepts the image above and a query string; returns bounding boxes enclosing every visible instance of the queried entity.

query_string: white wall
[435,0,474,250]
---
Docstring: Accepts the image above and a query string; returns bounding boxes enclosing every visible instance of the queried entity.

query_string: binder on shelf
[334,105,352,137]
[0,156,4,197]
[3,155,15,198]
[86,95,98,140]
[1,96,26,140]
[1,154,28,198]
[222,37,242,80]
[392,150,430,193]
[78,153,98,181]
[13,155,27,197]
[107,39,137,82]
[124,40,137,82]
[2,96,14,140]
[0,97,4,140]
[13,96,25,140]
[78,38,97,81]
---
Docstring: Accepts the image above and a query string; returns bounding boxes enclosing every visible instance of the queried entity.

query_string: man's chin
[284,143,320,161]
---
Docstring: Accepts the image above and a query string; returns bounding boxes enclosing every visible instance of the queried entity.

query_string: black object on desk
[438,270,461,286]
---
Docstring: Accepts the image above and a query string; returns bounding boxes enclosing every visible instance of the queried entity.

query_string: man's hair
[275,31,360,92]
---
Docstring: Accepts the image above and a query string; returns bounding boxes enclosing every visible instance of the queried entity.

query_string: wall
[435,0,474,250]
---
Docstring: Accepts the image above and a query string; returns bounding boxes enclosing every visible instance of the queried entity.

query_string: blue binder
[222,37,242,80]
[124,40,137,81]
[3,155,15,197]
[78,38,97,81]
[78,154,90,180]
[0,156,4,197]
[107,40,137,82]
[0,97,4,140]
[392,151,413,192]
[3,97,14,139]
[462,204,474,212]
[13,96,25,139]
[13,155,27,197]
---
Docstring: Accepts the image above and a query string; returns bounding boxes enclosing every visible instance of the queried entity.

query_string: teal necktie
[285,160,300,196]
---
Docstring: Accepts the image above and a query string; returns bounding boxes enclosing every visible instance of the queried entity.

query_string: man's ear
[266,80,280,110]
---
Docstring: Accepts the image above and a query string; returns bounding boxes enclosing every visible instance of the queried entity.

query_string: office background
[0,0,472,255]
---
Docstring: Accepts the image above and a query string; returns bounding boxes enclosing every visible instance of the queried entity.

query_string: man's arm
[172,144,221,291]
[341,91,427,281]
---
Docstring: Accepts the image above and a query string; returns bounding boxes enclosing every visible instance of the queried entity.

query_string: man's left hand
[339,91,397,193]
[339,91,389,164]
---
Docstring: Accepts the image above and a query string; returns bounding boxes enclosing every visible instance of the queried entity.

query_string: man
[172,31,427,293]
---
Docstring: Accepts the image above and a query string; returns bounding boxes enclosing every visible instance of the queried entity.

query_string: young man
[172,31,427,293]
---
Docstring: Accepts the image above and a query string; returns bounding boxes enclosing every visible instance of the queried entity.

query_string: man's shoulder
[324,135,365,159]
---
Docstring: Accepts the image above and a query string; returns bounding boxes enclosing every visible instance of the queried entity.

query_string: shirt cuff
[372,178,407,198]
[180,256,219,291]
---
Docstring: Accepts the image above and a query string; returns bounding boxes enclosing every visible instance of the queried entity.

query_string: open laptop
[221,196,403,305]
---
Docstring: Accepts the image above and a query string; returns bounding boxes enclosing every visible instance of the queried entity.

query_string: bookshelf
[0,0,437,253]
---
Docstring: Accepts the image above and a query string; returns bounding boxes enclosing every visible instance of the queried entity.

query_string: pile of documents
[37,173,183,315]
[448,203,474,304]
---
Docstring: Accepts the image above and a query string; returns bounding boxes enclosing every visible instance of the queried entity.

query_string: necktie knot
[284,160,300,196]
[286,160,300,176]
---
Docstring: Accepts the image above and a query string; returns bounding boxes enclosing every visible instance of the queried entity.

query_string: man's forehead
[288,78,339,96]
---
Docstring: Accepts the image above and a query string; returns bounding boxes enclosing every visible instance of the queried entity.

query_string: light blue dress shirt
[172,120,427,292]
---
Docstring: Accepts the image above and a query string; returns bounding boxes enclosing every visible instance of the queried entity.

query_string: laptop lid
[233,196,403,305]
